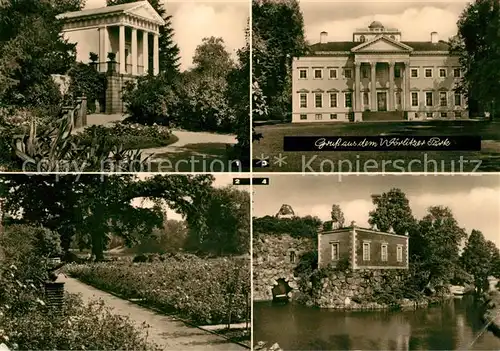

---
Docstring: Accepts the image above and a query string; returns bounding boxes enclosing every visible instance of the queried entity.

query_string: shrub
[75,123,173,151]
[66,255,250,325]
[122,73,178,126]
[253,215,322,238]
[67,62,106,113]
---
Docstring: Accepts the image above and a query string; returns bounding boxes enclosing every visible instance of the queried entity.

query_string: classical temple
[56,1,165,114]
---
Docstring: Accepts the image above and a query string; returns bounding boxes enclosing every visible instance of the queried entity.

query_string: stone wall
[105,73,137,114]
[253,233,315,301]
[308,268,427,310]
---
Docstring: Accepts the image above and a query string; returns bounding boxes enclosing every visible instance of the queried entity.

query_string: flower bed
[75,123,178,151]
[66,255,250,326]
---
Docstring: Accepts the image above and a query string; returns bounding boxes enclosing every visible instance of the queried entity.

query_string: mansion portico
[292,21,468,122]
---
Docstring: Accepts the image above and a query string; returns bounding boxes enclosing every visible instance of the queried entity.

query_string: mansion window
[329,68,338,79]
[440,91,448,107]
[425,68,433,78]
[441,112,448,118]
[397,245,403,262]
[330,93,338,108]
[299,93,307,108]
[315,113,322,120]
[426,91,433,106]
[439,68,447,78]
[427,112,434,118]
[330,113,337,120]
[381,244,388,262]
[396,92,402,106]
[344,68,352,79]
[455,111,462,118]
[299,69,307,79]
[411,68,418,78]
[363,92,369,106]
[363,242,371,261]
[315,93,322,108]
[314,69,323,79]
[300,114,307,120]
[331,242,339,260]
[411,92,419,107]
[395,67,401,78]
[362,68,368,79]
[454,68,461,78]
[345,92,353,108]
[454,93,462,106]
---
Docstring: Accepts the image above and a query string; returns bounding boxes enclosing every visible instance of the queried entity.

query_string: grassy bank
[483,290,500,338]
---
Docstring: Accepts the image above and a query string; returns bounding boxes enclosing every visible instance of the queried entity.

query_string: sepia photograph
[0,173,250,350]
[252,0,500,173]
[0,0,250,173]
[252,174,500,350]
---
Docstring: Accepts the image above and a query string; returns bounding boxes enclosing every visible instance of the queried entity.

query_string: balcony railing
[90,62,147,76]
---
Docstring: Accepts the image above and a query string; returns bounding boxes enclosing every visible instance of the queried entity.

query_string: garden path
[60,275,246,351]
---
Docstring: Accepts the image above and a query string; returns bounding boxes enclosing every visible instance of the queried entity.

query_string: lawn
[148,143,247,172]
[253,120,500,172]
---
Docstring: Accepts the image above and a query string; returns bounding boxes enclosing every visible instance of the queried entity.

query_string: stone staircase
[362,111,405,121]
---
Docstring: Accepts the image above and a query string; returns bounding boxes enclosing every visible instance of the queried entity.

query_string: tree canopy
[452,0,500,117]
[0,174,250,260]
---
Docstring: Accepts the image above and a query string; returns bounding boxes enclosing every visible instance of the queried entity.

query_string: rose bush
[66,255,251,326]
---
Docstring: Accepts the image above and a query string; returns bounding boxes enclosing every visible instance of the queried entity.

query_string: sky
[253,174,500,248]
[299,0,469,44]
[83,0,249,71]
[133,174,249,220]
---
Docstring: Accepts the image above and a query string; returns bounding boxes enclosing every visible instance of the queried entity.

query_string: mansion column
[153,33,159,75]
[119,25,126,74]
[388,62,395,111]
[354,62,361,111]
[404,62,411,110]
[142,31,149,75]
[98,26,109,73]
[131,28,138,75]
[371,63,377,111]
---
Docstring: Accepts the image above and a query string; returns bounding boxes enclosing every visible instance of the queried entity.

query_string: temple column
[119,25,126,74]
[371,62,377,111]
[405,62,411,110]
[354,62,361,111]
[98,26,109,73]
[142,31,149,75]
[388,61,395,111]
[131,28,138,75]
[153,33,159,75]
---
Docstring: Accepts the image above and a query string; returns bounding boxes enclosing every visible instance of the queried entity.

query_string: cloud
[303,3,465,43]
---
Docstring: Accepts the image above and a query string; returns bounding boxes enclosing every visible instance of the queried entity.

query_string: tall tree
[452,0,500,118]
[0,174,215,260]
[411,206,467,289]
[0,0,83,106]
[252,0,308,120]
[368,188,416,235]
[107,0,181,76]
[461,230,495,293]
[192,36,234,77]
[330,204,345,228]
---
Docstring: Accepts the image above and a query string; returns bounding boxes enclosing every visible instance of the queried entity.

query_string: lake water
[254,296,500,350]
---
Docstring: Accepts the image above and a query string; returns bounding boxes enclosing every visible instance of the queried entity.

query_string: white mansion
[292,21,468,122]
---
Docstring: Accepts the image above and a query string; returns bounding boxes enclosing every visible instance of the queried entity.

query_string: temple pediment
[125,1,165,25]
[352,36,413,53]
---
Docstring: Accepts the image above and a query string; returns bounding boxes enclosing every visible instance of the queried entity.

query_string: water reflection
[254,296,500,350]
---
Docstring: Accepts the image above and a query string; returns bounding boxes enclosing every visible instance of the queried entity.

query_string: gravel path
[60,275,246,351]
